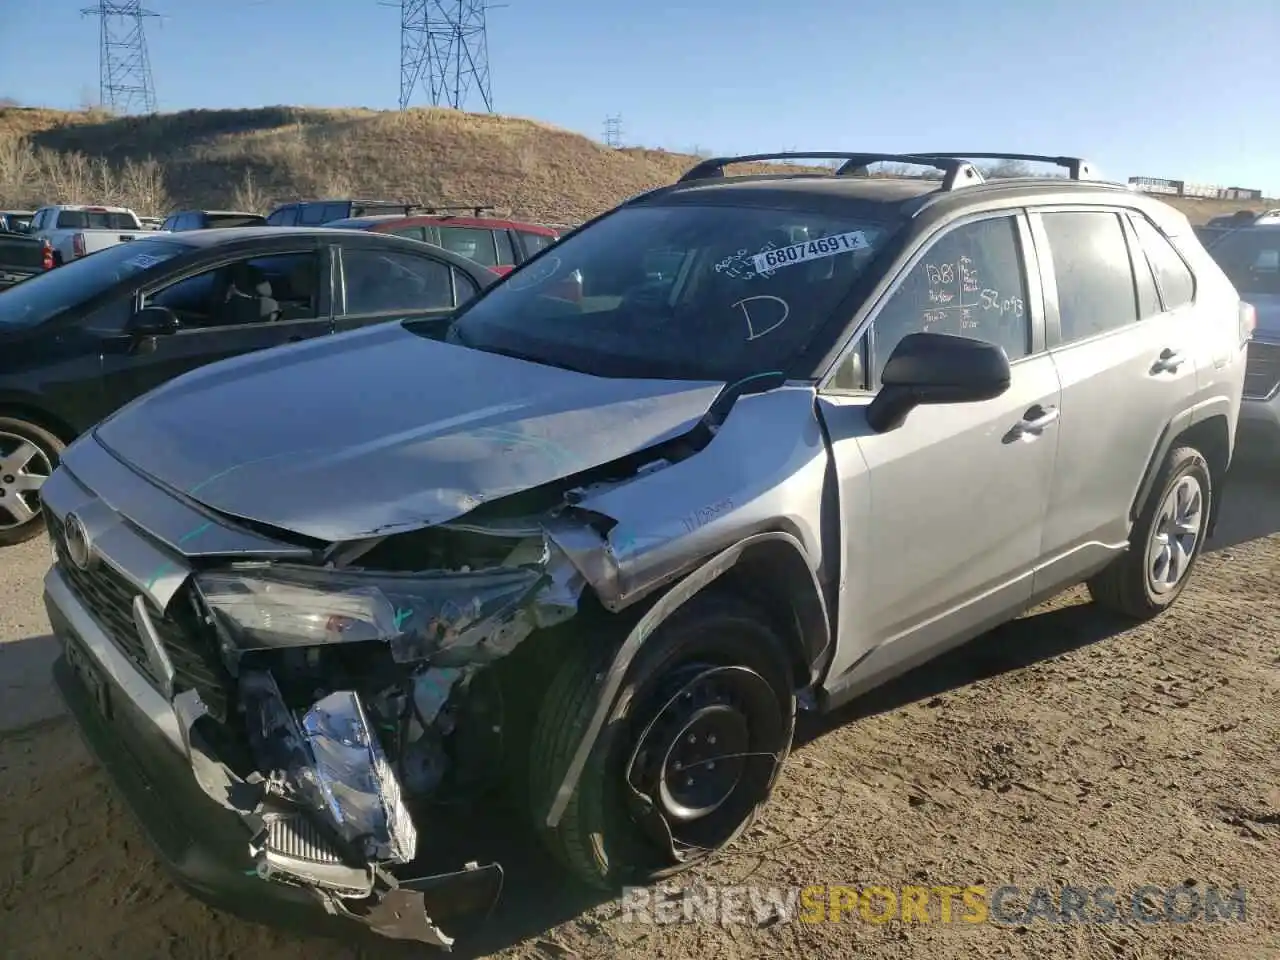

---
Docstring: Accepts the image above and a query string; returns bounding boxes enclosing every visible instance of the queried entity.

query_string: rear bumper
[44,567,502,950]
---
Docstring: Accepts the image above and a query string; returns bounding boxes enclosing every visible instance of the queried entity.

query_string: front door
[100,248,332,407]
[1029,208,1201,589]
[818,211,1062,695]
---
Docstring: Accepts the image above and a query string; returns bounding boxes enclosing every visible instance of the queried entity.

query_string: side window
[519,232,553,257]
[297,204,329,226]
[342,248,454,314]
[160,215,176,232]
[870,215,1031,384]
[437,226,498,267]
[452,267,480,306]
[148,269,222,321]
[267,207,298,227]
[320,203,350,224]
[146,252,319,327]
[828,340,867,392]
[1123,219,1162,320]
[1130,215,1195,310]
[1040,211,1138,344]
[493,230,515,266]
[388,226,429,242]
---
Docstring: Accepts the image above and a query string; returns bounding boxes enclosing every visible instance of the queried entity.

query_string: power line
[80,1,160,114]
[604,114,623,149]
[385,0,505,112]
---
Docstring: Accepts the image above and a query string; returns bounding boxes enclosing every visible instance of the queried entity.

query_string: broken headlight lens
[194,564,550,663]
[241,672,417,864]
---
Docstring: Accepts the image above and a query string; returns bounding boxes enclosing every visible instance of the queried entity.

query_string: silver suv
[41,151,1249,948]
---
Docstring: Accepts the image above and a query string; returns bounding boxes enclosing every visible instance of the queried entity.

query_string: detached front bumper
[45,567,503,950]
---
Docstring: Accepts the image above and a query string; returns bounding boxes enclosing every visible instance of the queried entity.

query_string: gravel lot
[0,465,1276,960]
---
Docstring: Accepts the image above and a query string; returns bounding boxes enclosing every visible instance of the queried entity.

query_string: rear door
[99,246,332,404]
[334,244,480,333]
[1031,207,1201,590]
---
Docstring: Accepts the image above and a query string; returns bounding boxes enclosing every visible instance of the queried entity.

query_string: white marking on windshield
[735,295,790,341]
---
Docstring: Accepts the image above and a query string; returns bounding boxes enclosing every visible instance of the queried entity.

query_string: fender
[1130,399,1234,536]
[544,529,824,828]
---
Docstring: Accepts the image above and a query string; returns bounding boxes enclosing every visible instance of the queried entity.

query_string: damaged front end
[159,528,585,949]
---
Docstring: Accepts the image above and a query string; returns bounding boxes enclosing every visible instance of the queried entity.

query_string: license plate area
[62,629,113,720]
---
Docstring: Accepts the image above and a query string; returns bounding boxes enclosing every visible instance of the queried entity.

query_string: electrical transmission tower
[81,1,160,114]
[603,115,623,148]
[392,1,504,113]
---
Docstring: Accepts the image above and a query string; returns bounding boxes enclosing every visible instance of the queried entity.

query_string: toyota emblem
[62,512,93,571]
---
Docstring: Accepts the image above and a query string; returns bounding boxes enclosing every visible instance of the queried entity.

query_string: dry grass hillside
[0,104,1271,225]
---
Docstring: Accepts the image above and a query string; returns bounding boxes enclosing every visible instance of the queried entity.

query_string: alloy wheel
[0,431,53,530]
[1146,474,1204,595]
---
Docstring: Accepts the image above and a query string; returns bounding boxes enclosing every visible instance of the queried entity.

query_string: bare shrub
[229,169,269,213]
[0,135,170,214]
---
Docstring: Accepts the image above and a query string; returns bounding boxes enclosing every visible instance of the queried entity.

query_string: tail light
[71,233,87,258]
[41,240,55,271]
[1240,301,1256,345]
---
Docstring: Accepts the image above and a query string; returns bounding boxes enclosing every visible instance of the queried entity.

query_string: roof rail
[901,153,1098,181]
[676,152,985,192]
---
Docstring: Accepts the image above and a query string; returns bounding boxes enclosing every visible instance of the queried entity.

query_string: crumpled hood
[1248,293,1280,337]
[95,322,725,542]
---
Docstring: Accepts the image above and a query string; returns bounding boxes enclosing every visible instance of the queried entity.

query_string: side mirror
[128,305,180,336]
[866,332,1011,433]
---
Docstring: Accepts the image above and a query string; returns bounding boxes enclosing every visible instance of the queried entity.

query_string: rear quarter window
[1130,216,1195,310]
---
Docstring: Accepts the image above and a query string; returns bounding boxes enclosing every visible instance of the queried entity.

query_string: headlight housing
[195,562,564,663]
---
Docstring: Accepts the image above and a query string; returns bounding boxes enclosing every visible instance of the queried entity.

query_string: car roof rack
[900,152,1099,181]
[413,204,497,218]
[676,152,985,191]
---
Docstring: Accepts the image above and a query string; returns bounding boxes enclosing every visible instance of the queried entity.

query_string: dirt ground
[0,466,1277,960]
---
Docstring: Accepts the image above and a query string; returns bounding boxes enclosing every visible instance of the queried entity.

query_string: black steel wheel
[529,589,796,889]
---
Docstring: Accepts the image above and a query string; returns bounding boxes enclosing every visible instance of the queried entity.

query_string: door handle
[1151,348,1186,374]
[1005,404,1060,442]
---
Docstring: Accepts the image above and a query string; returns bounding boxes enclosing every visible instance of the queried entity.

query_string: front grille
[1244,339,1280,401]
[50,514,233,719]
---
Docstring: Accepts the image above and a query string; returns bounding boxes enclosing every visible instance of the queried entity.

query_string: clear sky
[2,0,1276,195]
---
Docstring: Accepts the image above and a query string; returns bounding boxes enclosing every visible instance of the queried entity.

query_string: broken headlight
[194,563,556,663]
[242,672,417,865]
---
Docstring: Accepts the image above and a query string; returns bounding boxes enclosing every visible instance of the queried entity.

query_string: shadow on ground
[1205,459,1280,553]
[0,632,60,730]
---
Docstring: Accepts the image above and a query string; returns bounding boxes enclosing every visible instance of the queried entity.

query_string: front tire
[529,590,796,889]
[0,417,63,547]
[1087,445,1211,619]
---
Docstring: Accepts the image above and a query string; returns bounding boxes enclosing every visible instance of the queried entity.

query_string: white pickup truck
[28,204,152,265]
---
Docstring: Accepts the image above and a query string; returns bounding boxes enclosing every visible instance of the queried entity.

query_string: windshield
[1207,228,1280,296]
[0,239,189,330]
[55,210,139,230]
[450,203,894,380]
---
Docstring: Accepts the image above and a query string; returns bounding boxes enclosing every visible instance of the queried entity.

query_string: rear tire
[0,416,63,547]
[1087,445,1211,620]
[529,589,795,889]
